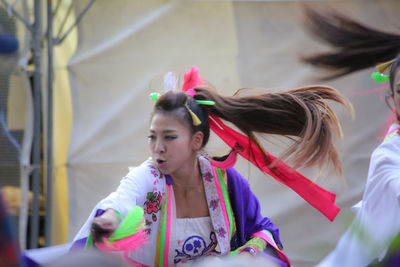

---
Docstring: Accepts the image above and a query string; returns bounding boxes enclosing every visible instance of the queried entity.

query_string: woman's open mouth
[156,159,166,169]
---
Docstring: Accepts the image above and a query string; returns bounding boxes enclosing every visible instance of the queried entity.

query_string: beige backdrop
[65,1,400,266]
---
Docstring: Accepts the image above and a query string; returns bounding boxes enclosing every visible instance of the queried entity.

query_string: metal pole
[45,0,54,247]
[55,0,95,45]
[30,0,42,249]
[0,0,33,31]
[55,2,72,40]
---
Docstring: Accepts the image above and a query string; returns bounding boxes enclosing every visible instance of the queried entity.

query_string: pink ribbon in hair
[181,66,203,93]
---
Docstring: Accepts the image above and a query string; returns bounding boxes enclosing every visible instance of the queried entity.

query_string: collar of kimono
[384,123,400,142]
[155,156,233,266]
[182,67,340,221]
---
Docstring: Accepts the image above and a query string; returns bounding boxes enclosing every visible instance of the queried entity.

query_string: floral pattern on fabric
[144,219,153,235]
[204,171,213,182]
[148,163,163,179]
[144,192,162,216]
[143,161,164,234]
[215,227,227,238]
[209,199,219,211]
[174,232,217,264]
[198,157,230,254]
[143,191,161,229]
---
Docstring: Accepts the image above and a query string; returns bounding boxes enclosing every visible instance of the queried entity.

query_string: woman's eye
[148,135,155,140]
[165,135,177,140]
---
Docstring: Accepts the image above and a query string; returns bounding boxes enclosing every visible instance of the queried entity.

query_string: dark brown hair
[302,4,400,95]
[154,84,352,174]
[154,92,210,146]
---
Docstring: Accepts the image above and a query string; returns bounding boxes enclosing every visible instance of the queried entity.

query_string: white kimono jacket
[73,156,288,266]
[317,123,400,267]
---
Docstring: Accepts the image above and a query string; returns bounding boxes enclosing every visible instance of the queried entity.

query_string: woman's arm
[226,168,291,265]
[73,161,154,243]
[317,137,400,267]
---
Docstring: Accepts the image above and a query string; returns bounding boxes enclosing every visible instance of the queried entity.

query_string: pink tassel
[97,225,147,252]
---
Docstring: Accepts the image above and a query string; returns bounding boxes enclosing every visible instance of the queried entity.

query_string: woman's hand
[90,209,119,243]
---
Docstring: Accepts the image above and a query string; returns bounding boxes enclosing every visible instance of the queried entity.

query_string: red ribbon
[181,66,340,221]
[209,115,340,221]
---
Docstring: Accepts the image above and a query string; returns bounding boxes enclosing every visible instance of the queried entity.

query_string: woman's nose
[155,140,165,153]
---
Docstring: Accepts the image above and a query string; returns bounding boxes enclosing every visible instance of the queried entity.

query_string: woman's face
[393,68,400,120]
[149,113,201,175]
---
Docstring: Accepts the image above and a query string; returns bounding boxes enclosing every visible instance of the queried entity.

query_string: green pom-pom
[149,92,161,102]
[109,206,144,242]
[371,72,389,83]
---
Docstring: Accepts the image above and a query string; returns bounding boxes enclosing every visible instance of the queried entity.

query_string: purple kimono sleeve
[226,168,282,250]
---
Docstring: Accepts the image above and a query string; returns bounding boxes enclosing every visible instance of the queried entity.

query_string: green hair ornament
[149,92,215,105]
[195,100,215,105]
[150,92,161,102]
[371,72,389,83]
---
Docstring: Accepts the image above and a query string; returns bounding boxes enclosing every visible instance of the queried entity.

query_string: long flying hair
[302,5,400,83]
[154,84,352,174]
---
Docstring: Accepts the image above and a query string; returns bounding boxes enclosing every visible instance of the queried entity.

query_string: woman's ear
[191,131,204,151]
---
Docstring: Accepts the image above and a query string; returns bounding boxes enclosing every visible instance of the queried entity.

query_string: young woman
[302,6,400,266]
[72,67,350,267]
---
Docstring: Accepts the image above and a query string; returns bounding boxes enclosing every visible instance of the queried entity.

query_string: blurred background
[0,0,398,266]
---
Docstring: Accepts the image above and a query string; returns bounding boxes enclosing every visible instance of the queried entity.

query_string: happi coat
[73,156,290,266]
[317,123,400,267]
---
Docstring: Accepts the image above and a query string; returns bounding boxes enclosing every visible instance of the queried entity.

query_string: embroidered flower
[148,163,162,177]
[204,172,213,182]
[209,199,219,211]
[144,219,152,235]
[145,201,157,214]
[216,227,226,238]
[144,192,162,215]
[148,164,156,170]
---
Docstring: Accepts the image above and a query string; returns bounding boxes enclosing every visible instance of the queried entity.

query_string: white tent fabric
[66,1,400,266]
[1,0,34,250]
